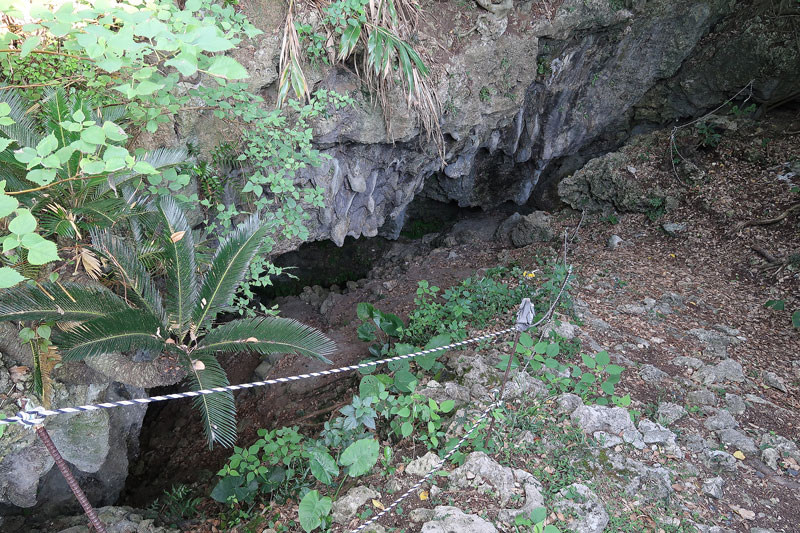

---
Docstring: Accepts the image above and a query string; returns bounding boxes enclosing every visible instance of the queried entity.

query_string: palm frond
[182,352,237,449]
[196,316,336,363]
[53,307,165,361]
[0,282,131,322]
[158,196,198,331]
[91,229,167,325]
[0,84,41,149]
[96,105,126,123]
[192,214,269,332]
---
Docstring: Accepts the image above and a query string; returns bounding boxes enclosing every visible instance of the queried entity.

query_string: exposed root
[735,202,800,233]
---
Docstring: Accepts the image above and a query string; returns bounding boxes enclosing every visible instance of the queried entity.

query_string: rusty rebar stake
[35,425,107,533]
[485,330,520,445]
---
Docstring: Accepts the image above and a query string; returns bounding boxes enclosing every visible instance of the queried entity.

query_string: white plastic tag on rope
[515,298,535,331]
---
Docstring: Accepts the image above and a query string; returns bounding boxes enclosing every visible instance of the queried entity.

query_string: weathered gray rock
[556,393,584,415]
[759,434,800,465]
[332,486,380,525]
[39,505,175,533]
[406,452,442,477]
[625,464,673,503]
[688,328,742,358]
[421,505,497,533]
[672,356,705,369]
[639,364,670,385]
[449,452,516,506]
[607,234,623,250]
[638,419,682,457]
[724,393,747,416]
[762,448,781,471]
[662,222,687,236]
[510,211,553,247]
[656,402,687,425]
[716,428,758,456]
[498,469,545,523]
[687,388,718,406]
[694,359,745,385]
[571,405,644,449]
[762,371,787,393]
[703,450,738,472]
[704,409,739,431]
[702,477,724,499]
[553,483,609,533]
[420,506,498,533]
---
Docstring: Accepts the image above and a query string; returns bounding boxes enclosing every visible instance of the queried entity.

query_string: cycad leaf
[91,229,167,325]
[193,214,269,332]
[158,197,197,331]
[196,317,336,363]
[54,307,165,361]
[183,352,237,449]
[101,147,188,193]
[0,84,41,149]
[0,282,130,322]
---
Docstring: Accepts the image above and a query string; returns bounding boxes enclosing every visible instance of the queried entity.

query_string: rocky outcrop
[164,0,800,247]
[0,326,147,516]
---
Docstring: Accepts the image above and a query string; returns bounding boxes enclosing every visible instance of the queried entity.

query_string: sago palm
[0,197,336,448]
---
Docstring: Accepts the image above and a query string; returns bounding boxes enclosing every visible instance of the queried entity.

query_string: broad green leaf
[600,381,615,395]
[0,138,14,151]
[298,490,331,533]
[102,121,128,142]
[309,449,338,485]
[519,332,534,348]
[14,146,37,164]
[80,160,106,175]
[205,56,248,80]
[20,35,41,58]
[534,341,548,355]
[0,190,19,218]
[27,168,57,185]
[359,375,382,399]
[393,369,417,392]
[133,161,157,174]
[80,125,106,145]
[401,420,412,437]
[0,102,10,116]
[20,233,59,264]
[0,267,25,288]
[765,299,785,311]
[546,342,560,357]
[581,353,596,369]
[340,438,379,477]
[357,302,375,321]
[165,54,198,77]
[8,208,36,234]
[595,350,610,366]
[606,364,624,376]
[793,310,800,329]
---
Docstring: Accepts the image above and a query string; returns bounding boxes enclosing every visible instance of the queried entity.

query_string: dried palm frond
[277,1,310,106]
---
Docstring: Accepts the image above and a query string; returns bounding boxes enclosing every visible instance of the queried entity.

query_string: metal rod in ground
[35,425,107,533]
[486,330,521,445]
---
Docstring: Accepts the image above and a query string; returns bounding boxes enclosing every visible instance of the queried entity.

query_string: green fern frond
[196,316,336,363]
[91,229,167,324]
[0,282,131,322]
[158,197,198,331]
[193,214,269,332]
[182,352,237,449]
[54,307,165,361]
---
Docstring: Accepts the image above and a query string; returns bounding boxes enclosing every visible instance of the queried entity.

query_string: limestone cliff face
[166,0,798,247]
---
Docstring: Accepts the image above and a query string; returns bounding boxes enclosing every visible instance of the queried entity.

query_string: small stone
[703,450,738,472]
[717,429,758,456]
[656,402,687,425]
[762,448,780,471]
[704,409,739,431]
[732,505,756,520]
[555,393,583,415]
[382,280,398,291]
[593,431,623,448]
[639,364,669,384]
[618,304,647,315]
[763,371,787,392]
[607,235,623,249]
[694,359,745,385]
[662,222,687,236]
[406,452,441,477]
[702,477,724,499]
[687,388,718,406]
[331,486,381,524]
[725,393,746,415]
